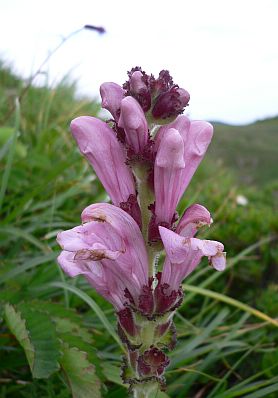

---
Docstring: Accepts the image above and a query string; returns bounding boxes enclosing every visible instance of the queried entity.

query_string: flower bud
[100,82,124,121]
[129,70,151,112]
[152,86,190,120]
[118,96,149,155]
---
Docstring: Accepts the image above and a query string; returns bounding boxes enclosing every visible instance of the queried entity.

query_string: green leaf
[4,303,61,378]
[102,362,124,386]
[4,303,35,371]
[48,281,124,351]
[54,317,92,343]
[60,344,101,398]
[29,299,81,323]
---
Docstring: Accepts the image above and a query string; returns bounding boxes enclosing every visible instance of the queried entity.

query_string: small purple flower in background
[57,67,226,397]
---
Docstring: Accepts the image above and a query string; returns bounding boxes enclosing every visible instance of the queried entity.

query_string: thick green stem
[133,381,160,398]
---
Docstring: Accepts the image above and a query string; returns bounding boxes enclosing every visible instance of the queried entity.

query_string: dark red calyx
[150,69,174,94]
[138,278,154,316]
[118,307,138,337]
[125,136,155,166]
[124,288,135,306]
[120,194,142,229]
[138,347,170,376]
[154,272,184,314]
[148,208,178,244]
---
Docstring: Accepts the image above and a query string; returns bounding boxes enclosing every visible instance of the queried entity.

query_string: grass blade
[182,284,278,327]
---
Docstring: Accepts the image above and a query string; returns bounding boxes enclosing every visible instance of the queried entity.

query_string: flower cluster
[56,67,226,395]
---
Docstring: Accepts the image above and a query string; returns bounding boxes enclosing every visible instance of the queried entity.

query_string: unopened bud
[152,86,190,120]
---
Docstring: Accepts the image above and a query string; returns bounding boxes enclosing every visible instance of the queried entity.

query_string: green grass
[0,62,277,398]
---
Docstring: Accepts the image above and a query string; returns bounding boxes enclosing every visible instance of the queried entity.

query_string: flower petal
[154,128,185,226]
[176,204,212,238]
[118,96,148,154]
[159,227,226,290]
[81,203,149,286]
[100,82,124,121]
[70,116,136,205]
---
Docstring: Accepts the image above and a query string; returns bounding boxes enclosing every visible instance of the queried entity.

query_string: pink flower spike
[70,116,136,207]
[100,82,124,121]
[154,128,185,226]
[159,226,226,291]
[176,204,212,238]
[118,96,149,155]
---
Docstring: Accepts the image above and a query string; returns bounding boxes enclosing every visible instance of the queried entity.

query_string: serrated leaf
[4,303,35,370]
[102,362,124,386]
[60,344,101,398]
[29,300,81,323]
[59,333,102,377]
[5,303,61,378]
[54,317,92,344]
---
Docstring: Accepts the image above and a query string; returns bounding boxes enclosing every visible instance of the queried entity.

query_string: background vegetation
[0,61,277,397]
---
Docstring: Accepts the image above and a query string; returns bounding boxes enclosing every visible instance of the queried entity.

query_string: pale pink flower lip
[70,116,136,206]
[159,226,226,291]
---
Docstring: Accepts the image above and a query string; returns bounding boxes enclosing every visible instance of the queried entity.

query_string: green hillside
[208,118,278,185]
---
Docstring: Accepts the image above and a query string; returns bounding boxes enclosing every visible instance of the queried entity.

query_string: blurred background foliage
[0,60,277,398]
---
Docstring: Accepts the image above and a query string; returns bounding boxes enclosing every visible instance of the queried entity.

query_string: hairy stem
[133,165,155,277]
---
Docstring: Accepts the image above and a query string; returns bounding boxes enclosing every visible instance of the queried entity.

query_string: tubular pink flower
[57,204,149,309]
[153,116,213,228]
[70,116,136,207]
[100,82,124,121]
[118,96,149,155]
[176,204,212,237]
[154,127,185,226]
[81,203,148,286]
[159,226,226,291]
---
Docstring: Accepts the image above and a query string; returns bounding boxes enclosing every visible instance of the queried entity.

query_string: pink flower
[118,96,149,155]
[70,116,141,226]
[153,204,220,313]
[100,82,124,121]
[57,203,149,310]
[149,116,213,241]
[159,226,226,292]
